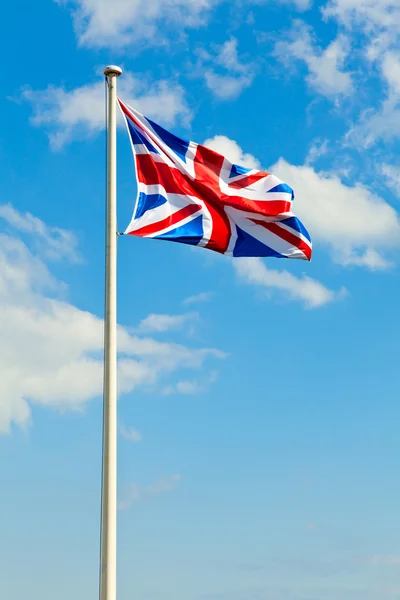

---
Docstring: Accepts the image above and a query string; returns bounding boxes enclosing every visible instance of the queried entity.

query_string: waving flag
[119,99,312,260]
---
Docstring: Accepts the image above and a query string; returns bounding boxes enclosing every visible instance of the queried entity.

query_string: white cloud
[182,291,214,305]
[381,163,400,197]
[305,139,329,165]
[265,0,312,8]
[346,52,400,147]
[234,258,343,308]
[136,312,199,334]
[57,0,217,48]
[323,5,400,147]
[120,426,142,442]
[204,135,260,169]
[274,22,353,99]
[204,135,400,270]
[0,209,224,433]
[22,72,190,149]
[0,203,80,262]
[204,72,254,100]
[272,158,400,268]
[57,0,310,49]
[338,248,393,269]
[118,474,181,511]
[346,97,400,148]
[323,0,400,68]
[381,51,400,95]
[166,380,201,394]
[370,555,400,566]
[212,37,247,72]
[293,0,312,7]
[202,38,256,100]
[162,370,218,395]
[323,0,400,35]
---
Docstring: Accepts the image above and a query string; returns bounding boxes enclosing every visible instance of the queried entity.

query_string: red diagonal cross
[192,145,291,253]
[122,101,292,253]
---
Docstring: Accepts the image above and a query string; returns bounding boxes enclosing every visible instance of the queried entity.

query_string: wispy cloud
[381,163,400,197]
[118,474,182,511]
[182,291,214,306]
[201,37,257,100]
[323,3,400,148]
[136,312,199,334]
[234,257,344,309]
[346,52,400,147]
[370,555,400,566]
[305,139,329,165]
[323,0,400,38]
[0,203,80,263]
[204,72,254,100]
[57,0,217,48]
[22,71,190,149]
[120,426,142,443]
[274,21,353,101]
[57,0,311,49]
[162,370,218,395]
[0,206,224,433]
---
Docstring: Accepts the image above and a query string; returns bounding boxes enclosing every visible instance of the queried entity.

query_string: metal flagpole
[100,64,122,600]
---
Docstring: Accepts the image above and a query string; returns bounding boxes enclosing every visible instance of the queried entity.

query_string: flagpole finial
[104,65,123,77]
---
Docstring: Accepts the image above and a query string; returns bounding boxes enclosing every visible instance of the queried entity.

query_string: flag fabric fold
[118,99,312,261]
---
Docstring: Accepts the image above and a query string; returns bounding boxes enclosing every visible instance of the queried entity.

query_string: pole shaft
[100,70,119,600]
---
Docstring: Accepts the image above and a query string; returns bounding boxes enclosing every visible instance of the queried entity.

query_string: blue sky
[1,1,400,599]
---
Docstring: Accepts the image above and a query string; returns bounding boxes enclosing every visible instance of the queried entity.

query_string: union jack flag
[119,99,312,261]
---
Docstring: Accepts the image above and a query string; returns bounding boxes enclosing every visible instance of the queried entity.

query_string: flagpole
[100,64,122,600]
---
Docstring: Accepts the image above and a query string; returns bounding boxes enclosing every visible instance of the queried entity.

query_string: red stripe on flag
[194,145,231,253]
[251,219,312,261]
[136,155,199,197]
[227,171,270,189]
[128,204,202,237]
[221,196,292,216]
